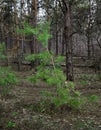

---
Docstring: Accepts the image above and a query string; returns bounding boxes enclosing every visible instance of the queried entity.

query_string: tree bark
[62,0,74,81]
[14,0,21,71]
[55,1,58,55]
[30,0,38,68]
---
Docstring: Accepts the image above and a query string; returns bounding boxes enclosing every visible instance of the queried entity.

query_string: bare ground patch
[0,70,101,130]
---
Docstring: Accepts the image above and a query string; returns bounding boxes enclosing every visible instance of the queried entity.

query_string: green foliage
[0,43,7,60]
[0,67,18,86]
[26,51,53,66]
[25,54,37,61]
[38,31,51,47]
[55,55,65,64]
[79,80,88,85]
[28,67,66,86]
[12,111,18,116]
[20,22,84,110]
[38,52,52,64]
[41,82,83,110]
[88,95,98,102]
[17,21,37,35]
[0,43,18,97]
[0,67,18,97]
[7,121,16,128]
[17,21,51,47]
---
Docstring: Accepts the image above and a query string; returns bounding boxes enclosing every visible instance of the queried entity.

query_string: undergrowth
[19,21,97,112]
[0,43,18,97]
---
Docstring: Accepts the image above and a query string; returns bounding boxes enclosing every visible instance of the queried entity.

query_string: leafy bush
[0,43,17,86]
[0,67,18,97]
[0,67,18,86]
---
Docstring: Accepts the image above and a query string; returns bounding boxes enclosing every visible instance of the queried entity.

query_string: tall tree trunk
[87,33,91,59]
[33,0,38,54]
[63,0,74,81]
[96,0,101,25]
[55,1,58,55]
[61,27,65,55]
[45,0,51,51]
[87,0,92,59]
[20,0,25,54]
[30,0,38,55]
[14,0,21,71]
[30,0,38,68]
[55,24,58,55]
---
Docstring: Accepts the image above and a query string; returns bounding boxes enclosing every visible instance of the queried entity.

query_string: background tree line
[0,0,101,80]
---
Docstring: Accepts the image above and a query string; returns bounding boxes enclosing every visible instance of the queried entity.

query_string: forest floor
[0,67,101,130]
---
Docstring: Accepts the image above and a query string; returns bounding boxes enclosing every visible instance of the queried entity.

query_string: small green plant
[7,121,16,128]
[12,111,18,116]
[41,82,83,110]
[20,22,92,111]
[0,43,18,87]
[0,67,18,86]
[79,80,88,85]
[88,95,98,102]
[25,22,65,88]
[0,67,18,97]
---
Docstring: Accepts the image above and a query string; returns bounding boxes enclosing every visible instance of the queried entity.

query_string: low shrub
[0,67,18,86]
